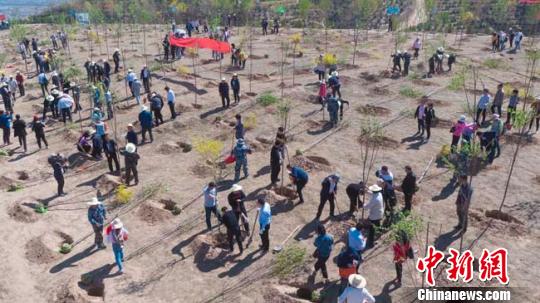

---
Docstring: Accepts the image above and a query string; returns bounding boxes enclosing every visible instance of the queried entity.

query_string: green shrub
[448,72,465,91]
[482,58,506,69]
[7,184,23,192]
[272,245,307,278]
[257,91,279,107]
[399,86,423,98]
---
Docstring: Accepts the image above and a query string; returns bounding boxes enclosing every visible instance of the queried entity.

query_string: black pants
[426,121,432,139]
[491,104,502,116]
[476,108,487,124]
[367,219,380,248]
[35,133,48,148]
[164,49,169,61]
[393,63,401,72]
[233,89,240,103]
[317,71,325,81]
[143,78,150,93]
[296,179,307,203]
[205,206,221,230]
[417,119,425,134]
[61,108,72,124]
[106,153,120,172]
[332,85,341,98]
[55,174,65,195]
[18,83,25,96]
[413,48,419,58]
[260,224,270,250]
[404,193,413,212]
[529,117,540,132]
[506,106,516,124]
[168,103,176,119]
[317,193,335,219]
[395,262,403,282]
[314,256,329,278]
[270,164,280,184]
[404,63,410,76]
[234,210,250,233]
[114,61,119,73]
[92,224,104,247]
[227,228,243,252]
[141,127,153,142]
[125,166,138,185]
[153,109,164,126]
[2,127,10,144]
[18,135,27,151]
[221,95,231,108]
[456,206,468,233]
[346,190,362,214]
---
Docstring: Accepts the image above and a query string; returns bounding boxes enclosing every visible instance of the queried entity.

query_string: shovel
[272,224,302,253]
[246,209,259,248]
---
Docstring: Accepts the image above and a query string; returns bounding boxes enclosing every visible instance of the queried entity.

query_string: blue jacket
[235,122,244,139]
[88,204,106,226]
[314,233,334,258]
[0,113,13,129]
[291,166,308,182]
[138,110,153,128]
[231,78,240,91]
[327,97,339,113]
[233,141,251,161]
[126,130,138,145]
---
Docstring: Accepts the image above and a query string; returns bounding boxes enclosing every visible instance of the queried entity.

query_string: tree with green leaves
[352,0,379,64]
[298,0,312,32]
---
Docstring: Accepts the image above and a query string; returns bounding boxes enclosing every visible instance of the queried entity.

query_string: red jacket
[393,242,411,263]
[16,74,24,85]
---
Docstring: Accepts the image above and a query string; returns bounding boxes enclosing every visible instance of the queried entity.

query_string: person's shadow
[294,218,319,241]
[431,179,458,201]
[49,245,98,274]
[217,249,264,278]
[374,280,400,303]
[434,228,462,251]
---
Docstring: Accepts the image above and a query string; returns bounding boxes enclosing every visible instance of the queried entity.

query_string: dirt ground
[0,24,539,303]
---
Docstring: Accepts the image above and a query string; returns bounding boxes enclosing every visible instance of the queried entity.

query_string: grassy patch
[448,72,465,91]
[0,149,9,157]
[399,86,423,98]
[272,245,307,278]
[256,91,279,107]
[7,184,24,192]
[482,58,507,69]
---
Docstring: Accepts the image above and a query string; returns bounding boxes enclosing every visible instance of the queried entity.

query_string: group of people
[491,28,524,52]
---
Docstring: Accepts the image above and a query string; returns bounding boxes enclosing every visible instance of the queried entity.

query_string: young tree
[352,0,379,64]
[298,0,312,33]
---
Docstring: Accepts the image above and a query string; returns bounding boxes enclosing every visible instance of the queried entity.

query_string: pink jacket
[319,83,327,97]
[452,121,466,136]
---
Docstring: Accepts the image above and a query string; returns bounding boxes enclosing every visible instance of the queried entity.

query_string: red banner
[169,36,231,53]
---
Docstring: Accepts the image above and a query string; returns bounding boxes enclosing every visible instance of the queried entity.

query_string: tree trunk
[104,24,110,60]
[292,44,296,86]
[143,24,148,66]
[352,25,359,65]
[192,48,198,105]
[249,25,253,93]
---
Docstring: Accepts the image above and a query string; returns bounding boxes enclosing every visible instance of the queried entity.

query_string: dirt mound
[485,210,523,224]
[413,79,434,86]
[272,187,297,200]
[355,51,371,59]
[263,286,305,303]
[0,176,18,191]
[191,233,229,259]
[325,219,356,243]
[305,155,331,166]
[25,236,62,264]
[536,175,540,184]
[32,104,44,113]
[306,119,324,130]
[137,200,172,224]
[356,104,391,116]
[54,282,92,303]
[8,204,38,223]
[61,129,80,142]
[95,174,122,194]
[175,103,192,113]
[360,72,380,82]
[358,136,400,149]
[252,73,271,80]
[469,209,528,237]
[16,170,30,180]
[501,133,538,146]
[204,81,219,88]
[291,155,323,172]
[370,86,390,96]
[191,164,214,178]
[256,136,274,145]
[158,141,180,154]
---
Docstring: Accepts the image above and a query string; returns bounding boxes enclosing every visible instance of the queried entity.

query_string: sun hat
[459,115,466,122]
[141,105,148,112]
[222,77,226,81]
[87,197,102,206]
[128,68,133,72]
[112,218,123,229]
[368,184,382,192]
[125,143,136,153]
[51,89,60,95]
[46,95,54,101]
[233,73,238,77]
[348,274,367,289]
[127,123,133,127]
[231,184,243,192]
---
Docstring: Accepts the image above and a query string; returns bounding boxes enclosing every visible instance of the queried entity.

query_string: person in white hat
[316,174,341,220]
[0,82,12,112]
[338,274,375,303]
[120,143,140,186]
[87,197,107,249]
[125,69,136,97]
[219,77,231,108]
[364,183,384,248]
[140,64,151,93]
[328,71,342,99]
[138,105,153,143]
[231,74,241,104]
[227,184,249,232]
[106,218,129,273]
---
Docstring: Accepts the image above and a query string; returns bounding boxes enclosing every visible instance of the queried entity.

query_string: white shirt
[329,180,336,194]
[365,192,384,221]
[338,287,375,303]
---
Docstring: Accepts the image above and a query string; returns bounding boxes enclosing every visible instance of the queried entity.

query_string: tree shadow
[153,74,208,95]
[271,199,296,216]
[307,122,333,136]
[400,134,422,144]
[78,263,121,297]
[217,249,265,278]
[254,165,271,178]
[76,173,105,188]
[50,245,98,274]
[406,139,427,150]
[199,106,226,120]
[245,185,272,202]
[171,229,207,259]
[193,244,232,273]
[434,228,461,251]
[37,194,60,206]
[431,179,457,201]
[8,150,40,162]
[294,218,319,241]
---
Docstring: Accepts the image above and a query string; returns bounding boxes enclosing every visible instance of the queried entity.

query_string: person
[234,114,244,140]
[71,83,82,114]
[399,166,417,212]
[450,115,467,152]
[15,71,25,97]
[490,114,503,160]
[31,116,48,149]
[326,94,340,127]
[391,51,402,73]
[77,130,93,154]
[106,218,129,273]
[121,143,139,186]
[270,141,283,186]
[238,49,247,69]
[219,77,231,108]
[103,60,111,80]
[455,175,473,234]
[91,127,104,160]
[364,183,384,249]
[402,50,411,76]
[346,181,365,216]
[476,89,491,124]
[104,90,113,120]
[163,34,170,61]
[528,97,540,133]
[0,110,12,145]
[492,84,504,116]
[227,184,249,233]
[412,37,421,59]
[38,72,49,97]
[257,198,272,252]
[220,206,244,254]
[48,153,67,196]
[0,83,12,112]
[376,166,396,215]
[337,247,360,293]
[125,123,138,145]
[203,182,221,231]
[286,165,308,204]
[261,18,269,35]
[113,49,121,73]
[233,138,251,182]
[87,197,107,250]
[91,85,101,109]
[316,174,340,220]
[125,69,136,97]
[313,224,333,282]
[347,222,366,261]
[447,53,456,71]
[138,106,153,143]
[140,65,151,93]
[424,102,435,141]
[165,86,176,119]
[132,78,142,104]
[8,76,17,102]
[57,93,73,124]
[12,114,27,152]
[273,17,280,34]
[514,30,523,51]
[509,27,515,49]
[318,80,327,108]
[315,54,326,81]
[103,133,120,174]
[428,55,435,77]
[506,89,519,124]
[393,231,413,285]
[231,74,240,104]
[149,92,164,126]
[414,98,427,137]
[328,71,341,98]
[276,126,287,144]
[338,274,375,303]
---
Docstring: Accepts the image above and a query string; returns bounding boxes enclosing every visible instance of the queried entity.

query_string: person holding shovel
[287,164,308,204]
[346,181,365,216]
[106,218,129,274]
[455,175,473,235]
[87,197,107,250]
[257,198,272,252]
[31,115,48,149]
[227,184,249,233]
[316,173,340,220]
[48,153,68,197]
[120,143,139,186]
[220,206,244,255]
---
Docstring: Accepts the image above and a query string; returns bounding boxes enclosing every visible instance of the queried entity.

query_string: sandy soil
[0,24,539,303]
